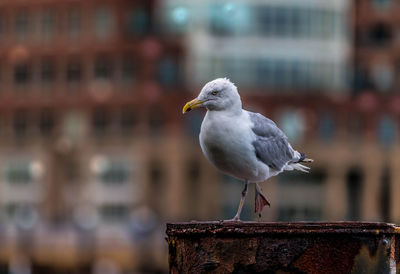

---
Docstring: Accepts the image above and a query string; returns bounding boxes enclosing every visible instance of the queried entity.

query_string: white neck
[207,105,242,117]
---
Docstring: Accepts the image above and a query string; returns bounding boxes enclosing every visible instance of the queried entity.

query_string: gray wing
[248,111,298,171]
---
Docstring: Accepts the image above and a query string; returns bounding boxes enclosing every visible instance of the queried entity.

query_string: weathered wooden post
[167,222,400,273]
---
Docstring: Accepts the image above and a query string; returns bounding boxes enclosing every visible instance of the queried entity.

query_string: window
[209,3,251,36]
[92,108,110,136]
[148,109,165,136]
[185,160,201,218]
[67,8,81,39]
[157,57,180,86]
[126,7,150,35]
[372,63,393,92]
[13,110,28,137]
[210,4,235,36]
[166,5,189,33]
[256,6,335,39]
[5,203,36,223]
[323,10,335,39]
[149,160,164,188]
[66,58,82,88]
[273,60,287,87]
[120,108,136,135]
[257,6,272,35]
[278,109,305,143]
[372,0,391,9]
[319,113,335,142]
[274,7,287,36]
[5,160,33,184]
[99,204,129,223]
[15,10,29,41]
[39,109,54,136]
[41,58,56,87]
[98,160,130,185]
[40,9,55,41]
[14,63,30,87]
[94,55,112,80]
[290,61,303,86]
[368,23,392,46]
[348,115,364,142]
[94,7,114,39]
[353,65,371,92]
[299,8,311,38]
[184,111,202,138]
[62,111,85,142]
[256,59,273,86]
[120,55,135,87]
[148,160,165,213]
[317,10,327,38]
[380,166,391,221]
[291,8,302,37]
[377,115,396,147]
[346,168,363,220]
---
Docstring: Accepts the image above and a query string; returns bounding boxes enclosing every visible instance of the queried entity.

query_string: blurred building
[159,0,350,92]
[0,0,190,273]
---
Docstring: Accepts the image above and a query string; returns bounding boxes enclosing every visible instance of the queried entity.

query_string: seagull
[182,78,313,221]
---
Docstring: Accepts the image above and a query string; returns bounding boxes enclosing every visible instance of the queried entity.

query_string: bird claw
[255,187,270,217]
[223,216,242,223]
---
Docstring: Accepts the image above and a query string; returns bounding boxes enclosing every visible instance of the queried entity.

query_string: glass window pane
[95,7,114,38]
[41,58,56,86]
[120,55,135,88]
[94,55,112,80]
[126,7,150,35]
[120,108,136,134]
[15,10,29,41]
[101,164,129,184]
[13,110,28,137]
[67,8,81,39]
[319,112,335,142]
[41,9,55,41]
[157,57,179,86]
[14,63,30,87]
[39,109,54,136]
[67,58,82,89]
[378,115,396,147]
[5,160,33,184]
[92,108,110,136]
[99,204,129,223]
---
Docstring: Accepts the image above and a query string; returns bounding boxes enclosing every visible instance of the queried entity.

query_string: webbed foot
[255,184,270,218]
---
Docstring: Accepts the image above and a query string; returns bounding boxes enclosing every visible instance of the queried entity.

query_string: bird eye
[211,91,218,95]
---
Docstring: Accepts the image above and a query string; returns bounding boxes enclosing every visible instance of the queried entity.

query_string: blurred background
[0,0,398,273]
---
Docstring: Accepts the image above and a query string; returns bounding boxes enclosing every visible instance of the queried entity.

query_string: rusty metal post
[166,222,400,273]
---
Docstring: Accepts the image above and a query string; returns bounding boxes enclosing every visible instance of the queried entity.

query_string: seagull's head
[182,78,241,113]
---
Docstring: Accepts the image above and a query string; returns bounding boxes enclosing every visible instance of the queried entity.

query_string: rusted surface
[166,222,400,274]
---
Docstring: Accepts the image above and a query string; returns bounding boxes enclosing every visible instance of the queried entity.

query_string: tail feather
[298,152,313,163]
[286,152,313,173]
[291,163,310,173]
[302,158,314,163]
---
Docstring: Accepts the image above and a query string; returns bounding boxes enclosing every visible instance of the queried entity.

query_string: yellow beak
[182,98,205,114]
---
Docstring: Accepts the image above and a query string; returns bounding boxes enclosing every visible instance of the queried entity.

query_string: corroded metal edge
[166,221,400,236]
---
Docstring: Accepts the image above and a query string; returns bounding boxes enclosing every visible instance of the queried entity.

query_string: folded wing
[248,111,300,171]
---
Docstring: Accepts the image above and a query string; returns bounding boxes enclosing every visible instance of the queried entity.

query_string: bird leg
[255,183,270,218]
[229,182,248,221]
